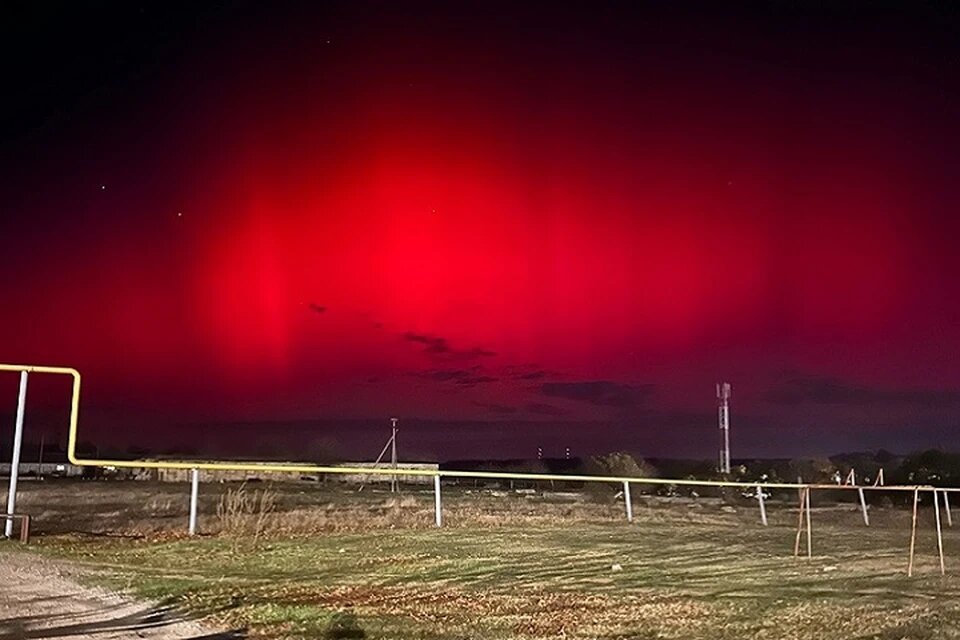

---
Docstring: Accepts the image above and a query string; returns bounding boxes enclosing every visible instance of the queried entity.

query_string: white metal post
[934,488,945,576]
[757,485,767,526]
[858,487,870,526]
[188,468,199,536]
[5,371,28,538]
[944,491,953,527]
[433,475,442,527]
[908,488,919,577]
[623,481,633,522]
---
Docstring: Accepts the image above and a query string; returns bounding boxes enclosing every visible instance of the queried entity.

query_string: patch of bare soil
[0,551,238,640]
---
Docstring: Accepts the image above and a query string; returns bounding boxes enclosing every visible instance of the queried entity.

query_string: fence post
[944,491,953,527]
[934,488,945,576]
[188,468,199,536]
[756,485,767,526]
[623,481,633,522]
[908,487,920,577]
[5,371,28,538]
[434,475,442,527]
[858,487,870,526]
[794,487,806,558]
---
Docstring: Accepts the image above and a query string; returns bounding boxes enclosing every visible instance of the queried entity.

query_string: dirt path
[0,551,233,640]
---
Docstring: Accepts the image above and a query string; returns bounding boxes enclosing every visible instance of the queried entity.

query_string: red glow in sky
[2,3,959,458]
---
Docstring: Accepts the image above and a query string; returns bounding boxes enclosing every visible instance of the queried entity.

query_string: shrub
[216,482,277,546]
[589,452,657,478]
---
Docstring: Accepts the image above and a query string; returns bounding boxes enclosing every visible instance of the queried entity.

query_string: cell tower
[717,383,731,474]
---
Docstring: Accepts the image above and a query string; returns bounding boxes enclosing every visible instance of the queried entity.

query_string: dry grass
[4,479,649,535]
[216,482,278,545]
[29,512,960,639]
[8,479,960,639]
[0,478,925,536]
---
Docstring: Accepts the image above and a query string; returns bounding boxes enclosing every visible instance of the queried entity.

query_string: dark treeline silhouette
[444,449,960,490]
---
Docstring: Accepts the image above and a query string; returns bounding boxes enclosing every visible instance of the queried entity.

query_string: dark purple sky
[2,2,960,461]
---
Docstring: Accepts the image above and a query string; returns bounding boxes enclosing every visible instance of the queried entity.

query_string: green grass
[28,500,960,640]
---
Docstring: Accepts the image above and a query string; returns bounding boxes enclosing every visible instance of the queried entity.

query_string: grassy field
[4,480,960,639]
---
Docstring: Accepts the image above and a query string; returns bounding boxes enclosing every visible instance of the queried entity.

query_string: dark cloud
[765,375,960,407]
[307,303,326,314]
[517,370,547,380]
[540,380,654,407]
[403,332,449,353]
[417,369,499,386]
[461,346,498,359]
[501,365,554,381]
[402,332,497,361]
[643,408,712,429]
[525,402,567,416]
[473,401,519,415]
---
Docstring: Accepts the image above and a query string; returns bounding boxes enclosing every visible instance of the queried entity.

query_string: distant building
[1,460,439,483]
[139,461,438,484]
[0,462,84,478]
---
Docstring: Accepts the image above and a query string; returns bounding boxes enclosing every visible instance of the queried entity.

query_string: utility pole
[390,417,398,493]
[717,383,731,474]
[38,435,45,480]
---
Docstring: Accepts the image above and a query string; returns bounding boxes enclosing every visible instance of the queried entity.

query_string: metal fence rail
[1,363,957,575]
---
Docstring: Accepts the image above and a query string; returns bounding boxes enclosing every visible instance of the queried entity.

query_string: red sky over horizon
[2,2,959,459]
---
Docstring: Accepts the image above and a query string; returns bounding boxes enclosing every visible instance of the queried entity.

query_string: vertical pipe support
[757,485,767,526]
[623,481,633,522]
[188,468,199,536]
[794,487,806,558]
[434,475,442,527]
[804,487,813,559]
[944,491,953,527]
[908,487,920,577]
[858,487,870,526]
[934,488,945,576]
[5,371,28,538]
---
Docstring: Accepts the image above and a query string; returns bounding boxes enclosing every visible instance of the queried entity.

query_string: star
[100,185,106,190]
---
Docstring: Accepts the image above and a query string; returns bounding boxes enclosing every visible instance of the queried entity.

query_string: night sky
[2,2,960,461]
